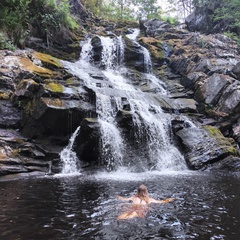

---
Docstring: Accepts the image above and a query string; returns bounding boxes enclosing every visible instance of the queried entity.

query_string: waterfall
[129,100,185,170]
[60,126,81,174]
[126,28,152,73]
[96,93,124,169]
[62,30,187,172]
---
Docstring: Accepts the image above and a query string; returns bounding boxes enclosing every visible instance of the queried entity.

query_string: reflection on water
[0,172,240,240]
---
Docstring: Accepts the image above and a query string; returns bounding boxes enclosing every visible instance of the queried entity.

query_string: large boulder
[185,7,214,33]
[173,121,239,170]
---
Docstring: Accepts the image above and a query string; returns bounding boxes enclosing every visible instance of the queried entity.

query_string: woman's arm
[149,197,175,204]
[116,195,133,201]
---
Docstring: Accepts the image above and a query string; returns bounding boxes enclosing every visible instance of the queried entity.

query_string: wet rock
[124,38,146,72]
[74,118,101,165]
[195,73,233,105]
[0,165,28,175]
[207,156,240,171]
[91,36,103,66]
[116,110,133,130]
[1,17,240,177]
[0,100,21,128]
[232,62,240,81]
[0,128,51,176]
[15,79,42,98]
[174,124,238,170]
[173,98,198,113]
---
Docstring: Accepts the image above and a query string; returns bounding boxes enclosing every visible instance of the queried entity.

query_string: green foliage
[224,31,240,47]
[161,16,179,26]
[0,0,77,48]
[0,0,30,47]
[0,32,15,50]
[132,0,161,20]
[82,0,162,21]
[81,0,104,16]
[213,0,240,30]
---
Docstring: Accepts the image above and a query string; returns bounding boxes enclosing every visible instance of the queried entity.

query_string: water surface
[0,171,240,240]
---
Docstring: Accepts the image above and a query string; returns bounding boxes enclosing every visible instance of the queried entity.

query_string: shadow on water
[0,171,240,240]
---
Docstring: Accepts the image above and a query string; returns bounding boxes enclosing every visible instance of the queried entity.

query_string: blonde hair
[135,184,149,204]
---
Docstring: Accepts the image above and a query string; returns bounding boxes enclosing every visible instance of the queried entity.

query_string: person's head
[136,184,149,203]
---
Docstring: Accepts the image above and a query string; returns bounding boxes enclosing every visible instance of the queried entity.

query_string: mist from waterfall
[62,29,187,173]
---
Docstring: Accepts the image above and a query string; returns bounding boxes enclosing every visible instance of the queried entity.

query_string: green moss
[204,126,238,154]
[226,146,238,155]
[65,77,80,86]
[204,125,222,138]
[149,45,165,60]
[138,37,165,60]
[139,37,162,47]
[46,82,63,93]
[33,52,62,69]
[19,57,53,78]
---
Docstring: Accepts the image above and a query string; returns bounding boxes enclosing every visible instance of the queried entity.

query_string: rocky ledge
[0,18,240,179]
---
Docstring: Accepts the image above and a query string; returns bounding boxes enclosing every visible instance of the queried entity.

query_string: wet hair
[135,184,149,203]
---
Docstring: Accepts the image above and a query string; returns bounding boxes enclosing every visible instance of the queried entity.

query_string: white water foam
[94,167,196,182]
[62,32,188,173]
[58,126,81,175]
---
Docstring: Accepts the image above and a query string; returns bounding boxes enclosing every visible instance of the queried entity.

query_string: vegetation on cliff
[0,0,77,49]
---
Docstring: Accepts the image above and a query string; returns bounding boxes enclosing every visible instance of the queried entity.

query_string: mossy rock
[33,52,62,69]
[65,77,81,86]
[138,37,165,61]
[139,37,162,48]
[45,82,64,93]
[0,91,11,100]
[203,125,238,155]
[204,125,224,138]
[41,97,63,108]
[149,45,165,60]
[19,57,53,78]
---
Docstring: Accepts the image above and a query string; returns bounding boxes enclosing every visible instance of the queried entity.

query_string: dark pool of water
[0,170,240,240]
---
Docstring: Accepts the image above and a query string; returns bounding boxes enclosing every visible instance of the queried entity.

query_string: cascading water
[60,126,81,174]
[62,29,187,172]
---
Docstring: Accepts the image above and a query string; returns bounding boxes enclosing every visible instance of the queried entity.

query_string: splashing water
[62,31,187,172]
[126,28,152,73]
[60,126,81,174]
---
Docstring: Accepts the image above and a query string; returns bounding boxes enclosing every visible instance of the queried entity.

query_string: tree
[132,0,161,20]
[81,0,104,15]
[0,0,30,47]
[213,0,240,30]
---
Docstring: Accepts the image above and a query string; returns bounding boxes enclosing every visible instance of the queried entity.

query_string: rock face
[185,2,237,34]
[141,19,240,170]
[0,15,240,178]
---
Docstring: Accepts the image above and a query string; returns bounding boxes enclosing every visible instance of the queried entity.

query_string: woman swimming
[116,184,175,220]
